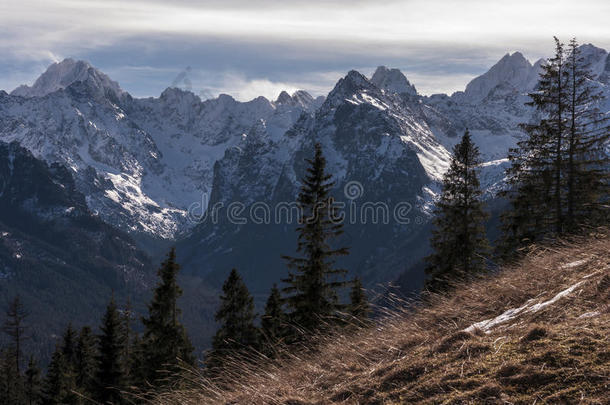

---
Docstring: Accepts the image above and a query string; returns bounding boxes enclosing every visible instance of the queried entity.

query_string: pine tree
[139,248,194,386]
[207,269,260,369]
[502,37,568,249]
[260,284,286,354]
[282,142,349,335]
[127,333,146,392]
[95,297,126,404]
[564,38,610,230]
[75,326,97,401]
[501,37,609,256]
[59,324,78,404]
[121,298,133,384]
[3,295,28,372]
[42,345,68,405]
[0,347,23,404]
[348,277,369,321]
[425,130,489,292]
[24,356,41,405]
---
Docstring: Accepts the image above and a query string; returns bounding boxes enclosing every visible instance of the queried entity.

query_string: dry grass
[152,230,610,404]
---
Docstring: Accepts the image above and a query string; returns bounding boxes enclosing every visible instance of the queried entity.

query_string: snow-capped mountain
[11,58,124,99]
[0,59,321,238]
[1,44,609,291]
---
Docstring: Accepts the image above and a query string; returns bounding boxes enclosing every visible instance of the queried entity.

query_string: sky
[1,0,609,101]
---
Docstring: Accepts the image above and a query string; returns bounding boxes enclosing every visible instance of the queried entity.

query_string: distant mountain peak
[371,66,417,96]
[11,58,124,98]
[275,90,292,104]
[463,51,535,103]
[326,70,375,105]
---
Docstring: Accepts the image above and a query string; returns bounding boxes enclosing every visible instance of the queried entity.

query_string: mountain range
[1,44,609,354]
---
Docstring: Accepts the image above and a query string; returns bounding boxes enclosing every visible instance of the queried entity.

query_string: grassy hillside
[153,230,609,404]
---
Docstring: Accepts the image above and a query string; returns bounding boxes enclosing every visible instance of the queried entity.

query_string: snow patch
[465,279,587,334]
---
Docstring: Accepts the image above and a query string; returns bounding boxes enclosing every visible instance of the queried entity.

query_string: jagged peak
[11,58,124,98]
[274,90,317,111]
[463,51,534,103]
[160,86,200,101]
[275,90,292,104]
[577,43,607,57]
[371,66,417,96]
[327,70,374,101]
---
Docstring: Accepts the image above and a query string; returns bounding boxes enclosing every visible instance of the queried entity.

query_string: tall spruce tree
[502,38,569,251]
[425,130,489,292]
[282,142,349,335]
[348,277,369,321]
[95,297,126,405]
[564,38,610,229]
[75,326,97,401]
[121,298,133,385]
[24,356,41,405]
[0,347,23,404]
[260,284,286,354]
[207,269,260,369]
[127,334,146,392]
[42,345,68,405]
[139,248,194,386]
[501,37,609,255]
[59,324,79,404]
[3,295,28,372]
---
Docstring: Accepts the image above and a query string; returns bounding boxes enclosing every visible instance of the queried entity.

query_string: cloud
[1,0,609,98]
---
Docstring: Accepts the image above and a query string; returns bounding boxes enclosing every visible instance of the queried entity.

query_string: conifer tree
[42,345,68,405]
[207,269,260,369]
[121,298,133,383]
[260,284,286,354]
[348,277,370,321]
[139,248,194,386]
[0,347,23,404]
[564,38,610,229]
[282,142,349,335]
[75,326,97,400]
[24,356,41,405]
[59,324,78,404]
[94,297,126,405]
[425,130,489,292]
[502,38,569,250]
[501,37,609,255]
[127,334,146,392]
[3,295,28,372]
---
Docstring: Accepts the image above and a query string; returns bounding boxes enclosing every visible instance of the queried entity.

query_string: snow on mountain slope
[461,52,538,103]
[1,44,608,243]
[178,68,453,289]
[1,60,318,238]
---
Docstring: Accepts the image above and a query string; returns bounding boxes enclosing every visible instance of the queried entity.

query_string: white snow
[465,279,588,334]
[561,259,589,269]
[578,311,600,319]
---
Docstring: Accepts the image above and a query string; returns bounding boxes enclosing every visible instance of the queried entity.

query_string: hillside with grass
[153,230,609,404]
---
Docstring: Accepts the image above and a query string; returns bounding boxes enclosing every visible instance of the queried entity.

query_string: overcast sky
[1,0,609,100]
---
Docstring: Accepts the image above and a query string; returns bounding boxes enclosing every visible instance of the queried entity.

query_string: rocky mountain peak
[275,90,293,104]
[370,66,417,96]
[11,58,124,99]
[463,52,535,103]
[325,70,377,106]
